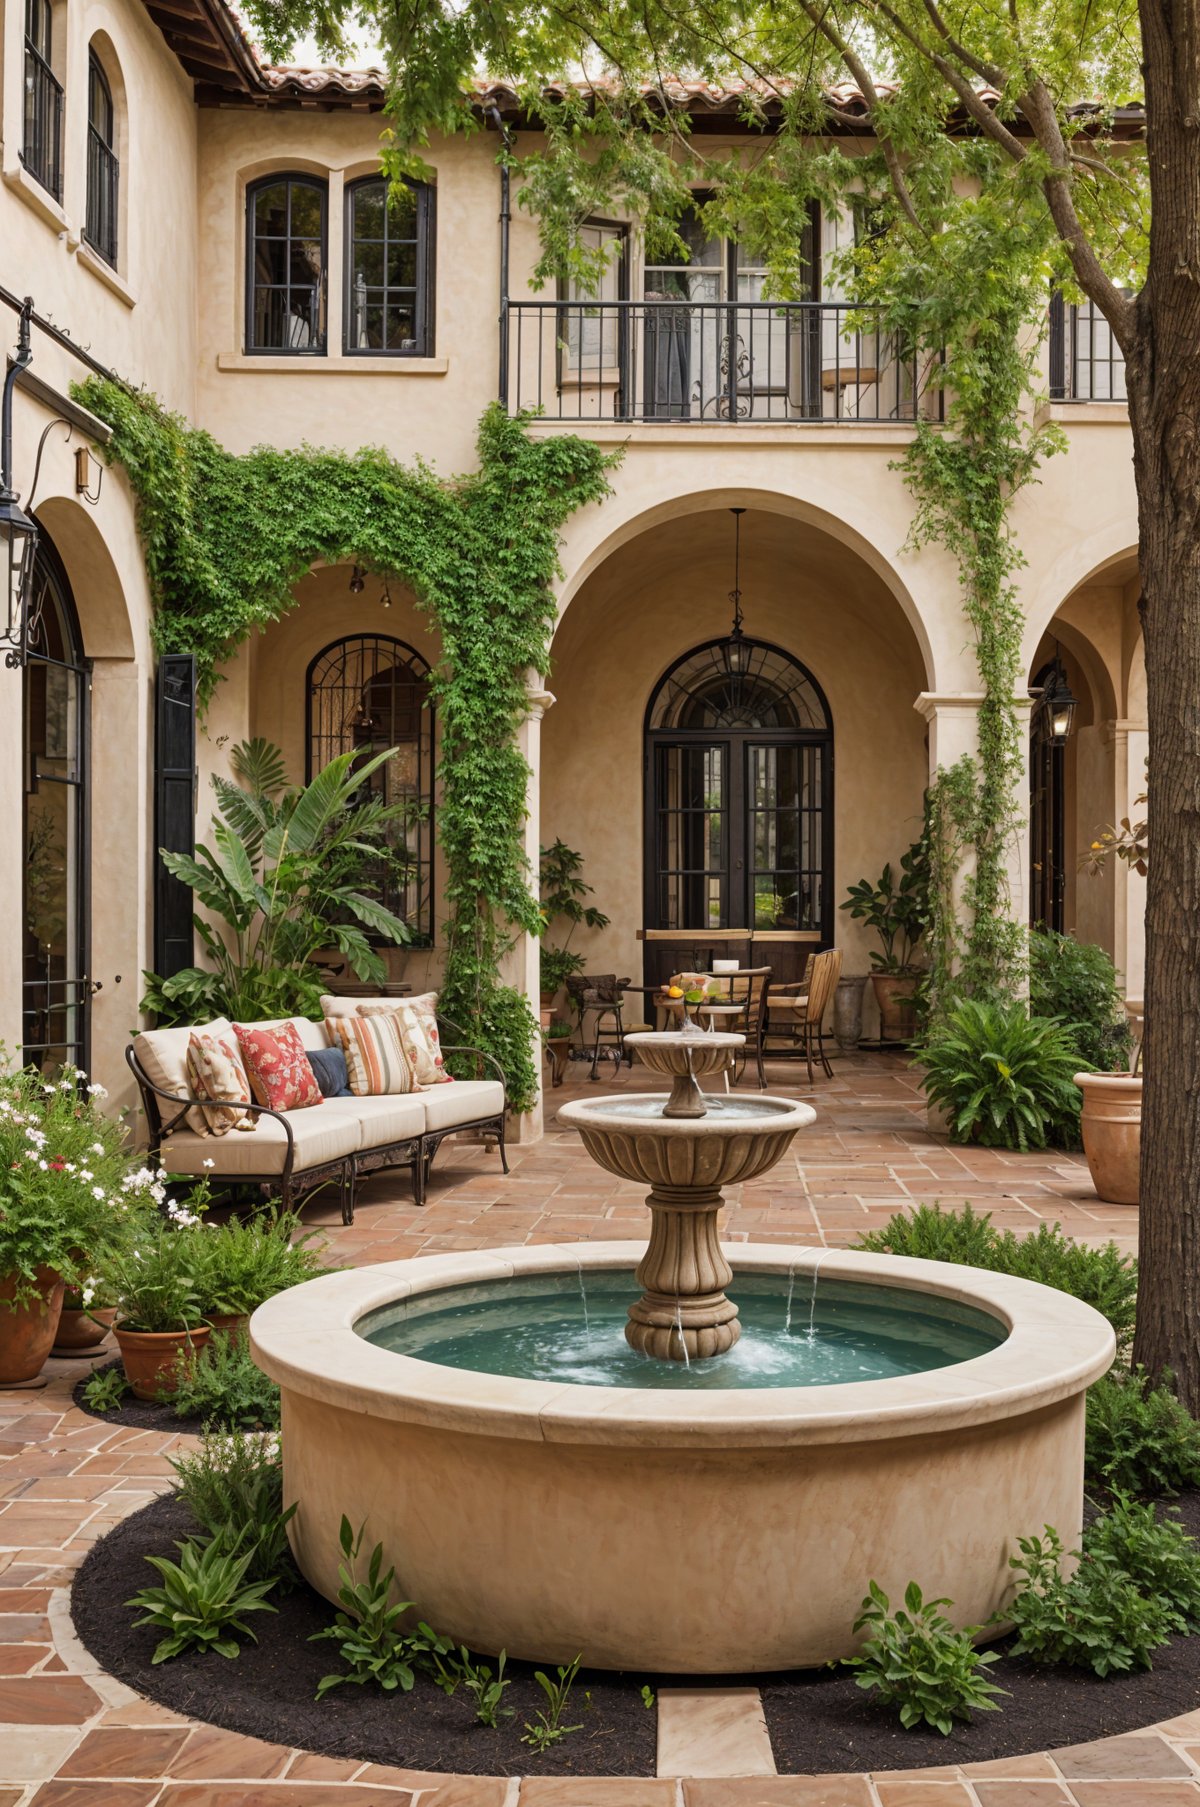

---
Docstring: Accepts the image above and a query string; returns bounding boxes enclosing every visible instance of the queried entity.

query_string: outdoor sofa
[125,1005,508,1225]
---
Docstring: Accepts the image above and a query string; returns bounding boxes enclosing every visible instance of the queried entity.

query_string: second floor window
[22,0,63,201]
[246,174,327,354]
[345,177,434,356]
[85,51,119,267]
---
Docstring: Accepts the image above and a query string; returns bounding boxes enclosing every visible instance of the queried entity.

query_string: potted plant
[102,1204,212,1399]
[189,1209,330,1341]
[840,839,931,1042]
[539,839,609,1012]
[53,1277,118,1355]
[0,1063,145,1387]
[1077,784,1148,1203]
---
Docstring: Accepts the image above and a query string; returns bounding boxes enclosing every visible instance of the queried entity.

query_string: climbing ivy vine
[74,379,618,1112]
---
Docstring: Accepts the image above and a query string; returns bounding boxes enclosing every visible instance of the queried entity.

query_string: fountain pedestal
[626,1183,741,1359]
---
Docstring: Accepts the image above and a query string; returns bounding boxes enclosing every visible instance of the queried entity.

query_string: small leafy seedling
[459,1646,513,1727]
[83,1366,128,1412]
[641,1683,656,1709]
[311,1516,419,1699]
[522,1652,584,1753]
[845,1580,1006,1735]
[127,1533,278,1663]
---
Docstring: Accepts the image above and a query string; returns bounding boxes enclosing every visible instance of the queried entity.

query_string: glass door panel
[747,742,823,932]
[654,742,727,928]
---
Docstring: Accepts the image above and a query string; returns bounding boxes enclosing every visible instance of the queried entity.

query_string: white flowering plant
[98,1181,215,1334]
[0,1057,153,1310]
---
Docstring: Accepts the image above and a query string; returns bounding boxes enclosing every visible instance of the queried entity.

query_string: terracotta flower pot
[52,1306,117,1356]
[872,974,920,1043]
[205,1311,250,1342]
[0,1268,65,1386]
[113,1324,212,1401]
[1075,1071,1142,1206]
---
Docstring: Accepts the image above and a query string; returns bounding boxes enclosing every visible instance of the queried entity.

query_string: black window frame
[343,175,436,359]
[244,172,329,357]
[84,48,119,268]
[21,0,63,202]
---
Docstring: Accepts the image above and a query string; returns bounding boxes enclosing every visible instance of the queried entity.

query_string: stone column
[0,659,22,1052]
[505,679,555,1143]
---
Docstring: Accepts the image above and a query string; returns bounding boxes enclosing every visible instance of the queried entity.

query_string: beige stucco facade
[0,0,1147,1131]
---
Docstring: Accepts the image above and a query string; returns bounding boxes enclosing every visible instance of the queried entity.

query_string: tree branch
[919,0,1006,86]
[796,0,925,232]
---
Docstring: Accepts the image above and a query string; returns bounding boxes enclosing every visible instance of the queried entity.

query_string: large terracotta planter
[205,1311,251,1343]
[872,974,920,1043]
[1075,1072,1142,1206]
[113,1324,212,1400]
[52,1306,117,1356]
[0,1268,65,1386]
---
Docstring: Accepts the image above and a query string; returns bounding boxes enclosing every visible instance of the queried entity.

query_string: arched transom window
[645,637,833,938]
[306,635,434,943]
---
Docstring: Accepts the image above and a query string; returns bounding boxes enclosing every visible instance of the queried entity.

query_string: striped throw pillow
[325,1012,416,1096]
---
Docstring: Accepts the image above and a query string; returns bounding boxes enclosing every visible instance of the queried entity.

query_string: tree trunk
[1128,0,1200,1406]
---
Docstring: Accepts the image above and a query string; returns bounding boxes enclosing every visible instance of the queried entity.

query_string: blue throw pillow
[306,1047,351,1098]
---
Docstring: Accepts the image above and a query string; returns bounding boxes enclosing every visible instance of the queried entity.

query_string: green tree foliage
[74,383,616,1111]
[1028,928,1134,1073]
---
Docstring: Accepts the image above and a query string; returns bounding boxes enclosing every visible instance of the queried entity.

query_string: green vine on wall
[73,379,618,1112]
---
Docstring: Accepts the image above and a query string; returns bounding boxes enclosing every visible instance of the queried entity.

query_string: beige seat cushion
[135,1018,235,1100]
[161,1107,360,1177]
[326,1095,425,1146]
[420,1079,505,1134]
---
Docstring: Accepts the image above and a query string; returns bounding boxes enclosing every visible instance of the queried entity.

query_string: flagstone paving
[0,1051,1154,1804]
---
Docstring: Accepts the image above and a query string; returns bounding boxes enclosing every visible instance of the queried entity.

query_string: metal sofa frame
[125,1015,509,1225]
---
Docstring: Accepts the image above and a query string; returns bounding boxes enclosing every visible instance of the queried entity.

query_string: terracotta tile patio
[0,1051,1155,1805]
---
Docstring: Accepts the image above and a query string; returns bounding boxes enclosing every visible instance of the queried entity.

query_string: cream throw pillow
[355,999,452,1085]
[184,1032,257,1136]
[325,1013,416,1096]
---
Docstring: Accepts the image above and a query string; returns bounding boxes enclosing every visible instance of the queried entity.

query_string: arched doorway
[23,531,89,1073]
[644,636,833,980]
[306,634,435,942]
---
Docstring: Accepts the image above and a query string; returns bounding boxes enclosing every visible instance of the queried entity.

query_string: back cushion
[325,1013,416,1096]
[136,1017,235,1101]
[233,1021,324,1113]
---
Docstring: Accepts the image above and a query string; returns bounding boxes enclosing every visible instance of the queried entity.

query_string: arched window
[22,0,62,199]
[246,174,327,354]
[85,49,119,267]
[645,637,833,940]
[24,531,89,1074]
[306,636,434,943]
[344,176,435,356]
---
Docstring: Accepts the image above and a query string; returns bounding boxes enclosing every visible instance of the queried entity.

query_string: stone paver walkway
[0,1052,1153,1805]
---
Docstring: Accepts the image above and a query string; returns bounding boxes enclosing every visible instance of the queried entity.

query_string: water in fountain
[360,1270,1006,1392]
[806,1250,830,1341]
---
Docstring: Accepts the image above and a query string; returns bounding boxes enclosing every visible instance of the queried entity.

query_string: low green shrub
[916,1000,1085,1150]
[170,1428,294,1586]
[1085,1367,1200,1496]
[82,1367,128,1413]
[1007,1525,1182,1675]
[1085,1493,1200,1627]
[164,1332,281,1431]
[192,1210,331,1318]
[844,1580,1005,1735]
[1029,929,1133,1074]
[127,1534,279,1663]
[311,1515,455,1700]
[856,1205,1137,1351]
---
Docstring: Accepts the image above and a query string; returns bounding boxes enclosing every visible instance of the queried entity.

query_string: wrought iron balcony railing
[21,41,63,201]
[85,126,119,268]
[502,298,943,424]
[1048,293,1127,403]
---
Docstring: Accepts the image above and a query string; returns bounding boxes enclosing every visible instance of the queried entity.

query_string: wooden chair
[768,948,843,1082]
[697,966,773,1089]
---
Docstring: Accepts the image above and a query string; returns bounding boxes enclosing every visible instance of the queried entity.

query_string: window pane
[290,239,322,284]
[387,244,417,288]
[386,305,415,349]
[255,184,288,234]
[353,242,385,286]
[289,184,323,237]
[387,184,417,233]
[353,182,385,237]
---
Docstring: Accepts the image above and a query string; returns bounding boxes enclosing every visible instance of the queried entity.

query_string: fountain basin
[251,1243,1114,1673]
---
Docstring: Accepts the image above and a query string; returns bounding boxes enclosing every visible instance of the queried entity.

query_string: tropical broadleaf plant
[916,1000,1087,1151]
[141,739,420,1024]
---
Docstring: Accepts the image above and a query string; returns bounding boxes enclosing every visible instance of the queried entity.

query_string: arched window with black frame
[85,48,119,267]
[645,637,833,942]
[306,635,434,944]
[23,532,90,1075]
[245,173,327,354]
[22,0,63,200]
[344,176,435,357]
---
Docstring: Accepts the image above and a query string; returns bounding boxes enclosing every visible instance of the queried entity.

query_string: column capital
[914,690,1033,722]
[525,684,556,722]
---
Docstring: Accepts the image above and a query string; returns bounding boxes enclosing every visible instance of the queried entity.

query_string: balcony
[1049,294,1127,403]
[502,299,943,424]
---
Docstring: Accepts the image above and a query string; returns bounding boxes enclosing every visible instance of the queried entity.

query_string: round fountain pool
[252,1243,1115,1674]
[359,1270,1008,1389]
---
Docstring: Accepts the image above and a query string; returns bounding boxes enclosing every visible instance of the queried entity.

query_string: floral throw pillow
[356,999,454,1086]
[325,1013,416,1096]
[233,1021,324,1113]
[184,1033,257,1137]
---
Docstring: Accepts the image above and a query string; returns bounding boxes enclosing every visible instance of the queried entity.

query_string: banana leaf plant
[141,738,417,1024]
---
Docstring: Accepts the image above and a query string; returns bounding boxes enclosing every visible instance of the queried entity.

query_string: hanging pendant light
[725,508,747,674]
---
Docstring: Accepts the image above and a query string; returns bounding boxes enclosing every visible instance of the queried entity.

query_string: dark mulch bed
[72,1489,1200,1777]
[71,1494,659,1777]
[68,1358,271,1436]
